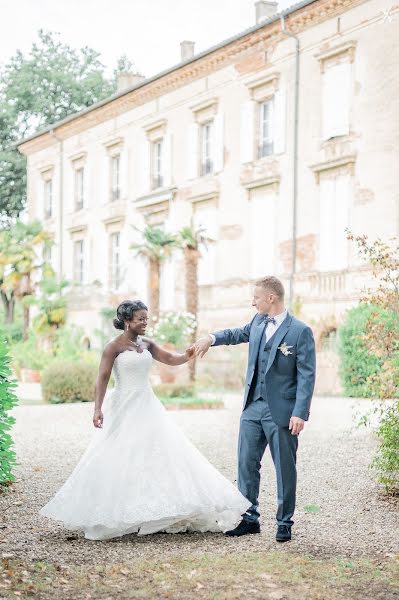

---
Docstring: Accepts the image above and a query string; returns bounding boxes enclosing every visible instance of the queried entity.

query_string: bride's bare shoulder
[103,337,122,356]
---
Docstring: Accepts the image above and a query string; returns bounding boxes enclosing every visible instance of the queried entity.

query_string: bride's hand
[185,345,196,360]
[93,409,104,428]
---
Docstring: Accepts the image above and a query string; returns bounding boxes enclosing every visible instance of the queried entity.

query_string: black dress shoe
[276,525,291,542]
[225,519,260,537]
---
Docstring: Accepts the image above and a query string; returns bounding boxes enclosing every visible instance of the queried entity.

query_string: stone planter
[20,368,42,383]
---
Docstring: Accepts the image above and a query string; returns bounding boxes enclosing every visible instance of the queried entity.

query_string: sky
[0,0,297,78]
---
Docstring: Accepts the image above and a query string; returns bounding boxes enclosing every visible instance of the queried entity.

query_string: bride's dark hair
[113,300,148,330]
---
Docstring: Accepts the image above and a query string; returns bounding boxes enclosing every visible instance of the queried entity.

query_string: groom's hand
[289,416,305,435]
[194,335,213,358]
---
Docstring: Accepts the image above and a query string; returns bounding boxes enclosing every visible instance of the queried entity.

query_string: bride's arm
[93,343,117,428]
[144,338,195,366]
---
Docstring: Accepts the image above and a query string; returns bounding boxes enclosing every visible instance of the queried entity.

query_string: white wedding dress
[40,349,250,540]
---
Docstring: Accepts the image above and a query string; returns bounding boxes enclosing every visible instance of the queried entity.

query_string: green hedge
[41,360,97,404]
[338,304,382,397]
[0,339,18,489]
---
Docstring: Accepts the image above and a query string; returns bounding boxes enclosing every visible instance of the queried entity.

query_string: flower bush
[147,311,197,348]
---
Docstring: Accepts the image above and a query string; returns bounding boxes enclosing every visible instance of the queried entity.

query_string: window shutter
[319,178,335,270]
[249,187,276,278]
[163,132,172,187]
[137,138,150,196]
[240,101,255,163]
[273,88,286,154]
[187,123,199,179]
[334,175,350,270]
[212,113,224,173]
[323,62,351,139]
[193,205,217,284]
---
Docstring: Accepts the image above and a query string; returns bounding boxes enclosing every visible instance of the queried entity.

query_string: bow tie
[264,316,276,326]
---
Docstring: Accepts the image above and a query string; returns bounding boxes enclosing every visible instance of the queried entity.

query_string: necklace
[124,334,141,348]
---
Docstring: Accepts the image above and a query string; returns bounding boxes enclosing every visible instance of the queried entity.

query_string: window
[44,179,53,219]
[322,62,351,139]
[109,232,121,289]
[319,174,350,271]
[151,139,163,190]
[110,155,120,201]
[257,99,274,158]
[74,168,84,211]
[73,239,85,284]
[200,121,213,176]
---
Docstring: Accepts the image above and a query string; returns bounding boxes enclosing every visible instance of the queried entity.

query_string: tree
[0,30,132,225]
[0,220,52,337]
[177,226,208,382]
[131,226,177,318]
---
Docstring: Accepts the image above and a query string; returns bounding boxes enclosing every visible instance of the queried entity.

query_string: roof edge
[17,0,317,149]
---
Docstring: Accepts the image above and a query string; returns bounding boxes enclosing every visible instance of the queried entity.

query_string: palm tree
[131,226,177,318]
[0,221,53,338]
[177,226,208,382]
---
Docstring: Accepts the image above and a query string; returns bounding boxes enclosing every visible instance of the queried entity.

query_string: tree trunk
[148,256,161,318]
[22,304,30,340]
[184,247,199,382]
[1,290,15,324]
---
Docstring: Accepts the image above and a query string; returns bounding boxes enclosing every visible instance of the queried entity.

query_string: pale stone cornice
[67,224,88,235]
[310,154,356,182]
[188,191,219,205]
[190,97,219,113]
[134,186,177,208]
[143,118,167,134]
[102,215,125,227]
[243,175,281,191]
[315,40,357,72]
[103,136,124,150]
[18,0,368,156]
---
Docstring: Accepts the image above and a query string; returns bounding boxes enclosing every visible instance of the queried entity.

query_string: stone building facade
[18,0,399,385]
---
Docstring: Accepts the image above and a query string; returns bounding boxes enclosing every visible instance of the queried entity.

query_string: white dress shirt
[209,309,288,345]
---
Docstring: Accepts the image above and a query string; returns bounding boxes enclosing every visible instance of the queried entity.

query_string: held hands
[93,409,104,429]
[289,416,305,436]
[185,345,196,360]
[194,335,213,358]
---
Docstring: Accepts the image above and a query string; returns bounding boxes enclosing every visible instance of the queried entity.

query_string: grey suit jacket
[213,312,316,427]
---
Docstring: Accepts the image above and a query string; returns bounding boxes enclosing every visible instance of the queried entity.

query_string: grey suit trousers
[238,398,298,526]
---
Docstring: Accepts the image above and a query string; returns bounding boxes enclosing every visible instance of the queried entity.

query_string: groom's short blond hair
[255,276,285,299]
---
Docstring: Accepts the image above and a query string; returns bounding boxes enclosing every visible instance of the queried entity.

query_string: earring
[125,323,129,332]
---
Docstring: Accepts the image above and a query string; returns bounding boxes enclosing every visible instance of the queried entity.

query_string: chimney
[180,40,195,62]
[255,1,278,24]
[116,72,145,93]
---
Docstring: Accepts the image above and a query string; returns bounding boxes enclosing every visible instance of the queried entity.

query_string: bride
[40,300,250,540]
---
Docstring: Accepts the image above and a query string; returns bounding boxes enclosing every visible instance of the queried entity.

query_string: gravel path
[1,395,398,565]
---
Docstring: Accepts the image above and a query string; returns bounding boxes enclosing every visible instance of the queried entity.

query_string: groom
[194,276,316,541]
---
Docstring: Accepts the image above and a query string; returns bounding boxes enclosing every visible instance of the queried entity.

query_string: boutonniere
[278,343,293,356]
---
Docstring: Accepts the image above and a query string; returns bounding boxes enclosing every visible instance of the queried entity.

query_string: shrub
[0,339,18,490]
[11,335,52,374]
[42,360,97,404]
[338,304,383,397]
[372,401,399,494]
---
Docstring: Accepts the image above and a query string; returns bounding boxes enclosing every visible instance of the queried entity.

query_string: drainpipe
[280,13,300,310]
[49,129,64,279]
